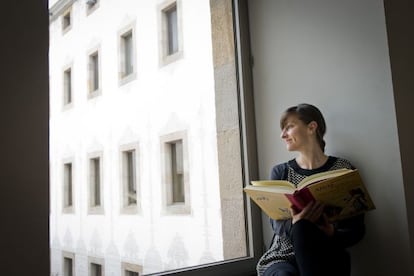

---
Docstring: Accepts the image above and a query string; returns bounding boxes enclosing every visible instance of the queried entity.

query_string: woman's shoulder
[329,156,355,170]
[270,162,290,180]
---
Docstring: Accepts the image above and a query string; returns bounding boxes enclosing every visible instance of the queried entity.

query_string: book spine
[285,194,306,210]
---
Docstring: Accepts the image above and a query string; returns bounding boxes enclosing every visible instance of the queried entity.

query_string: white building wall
[49,0,224,274]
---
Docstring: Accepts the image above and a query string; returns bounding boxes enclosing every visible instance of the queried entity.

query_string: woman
[257,104,365,276]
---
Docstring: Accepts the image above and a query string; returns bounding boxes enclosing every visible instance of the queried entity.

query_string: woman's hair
[280,103,327,152]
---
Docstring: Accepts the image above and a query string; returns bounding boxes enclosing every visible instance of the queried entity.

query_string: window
[86,0,99,15]
[89,262,103,276]
[121,144,140,213]
[88,49,101,98]
[63,67,72,106]
[49,0,261,275]
[63,161,73,212]
[159,0,183,65]
[88,153,103,213]
[122,262,142,276]
[119,27,136,84]
[62,252,75,276]
[161,131,189,214]
[62,8,72,33]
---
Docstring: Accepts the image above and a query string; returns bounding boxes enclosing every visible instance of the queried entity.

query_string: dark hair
[280,103,327,152]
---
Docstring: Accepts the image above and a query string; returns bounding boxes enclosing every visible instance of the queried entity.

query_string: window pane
[64,163,72,207]
[166,5,178,55]
[64,69,72,104]
[49,1,253,275]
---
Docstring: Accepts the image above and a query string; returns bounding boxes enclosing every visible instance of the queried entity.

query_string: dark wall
[384,0,414,267]
[0,0,50,274]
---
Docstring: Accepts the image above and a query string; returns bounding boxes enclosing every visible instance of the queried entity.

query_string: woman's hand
[291,201,334,236]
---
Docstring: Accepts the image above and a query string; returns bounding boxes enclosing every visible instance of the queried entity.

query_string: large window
[49,1,261,275]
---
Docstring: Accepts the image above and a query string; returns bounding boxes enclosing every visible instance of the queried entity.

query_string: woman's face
[280,115,314,152]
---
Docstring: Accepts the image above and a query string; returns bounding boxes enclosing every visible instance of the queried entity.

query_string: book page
[244,188,293,220]
[297,168,352,189]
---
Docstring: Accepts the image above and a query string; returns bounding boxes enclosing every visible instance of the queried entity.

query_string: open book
[244,169,375,222]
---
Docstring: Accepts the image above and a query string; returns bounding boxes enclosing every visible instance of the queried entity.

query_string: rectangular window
[62,252,75,276]
[161,132,189,214]
[62,9,71,32]
[169,140,184,203]
[122,262,142,276]
[125,271,139,276]
[63,162,73,210]
[63,68,72,105]
[88,50,100,96]
[120,31,134,78]
[90,263,102,276]
[166,4,178,55]
[89,155,103,213]
[63,257,73,276]
[123,150,137,206]
[86,0,99,15]
[159,0,182,65]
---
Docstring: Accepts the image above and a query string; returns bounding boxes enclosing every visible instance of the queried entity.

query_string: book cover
[244,169,375,222]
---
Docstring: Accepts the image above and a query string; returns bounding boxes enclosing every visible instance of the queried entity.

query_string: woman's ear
[308,121,318,133]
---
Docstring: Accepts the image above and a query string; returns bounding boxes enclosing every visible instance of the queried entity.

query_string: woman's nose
[280,130,286,139]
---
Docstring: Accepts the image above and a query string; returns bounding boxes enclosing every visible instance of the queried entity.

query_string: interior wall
[248,0,412,275]
[0,0,50,275]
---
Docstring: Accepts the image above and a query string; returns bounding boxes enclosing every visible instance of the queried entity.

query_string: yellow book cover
[244,169,375,222]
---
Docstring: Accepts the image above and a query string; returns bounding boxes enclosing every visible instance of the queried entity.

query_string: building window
[63,67,72,106]
[159,0,183,65]
[122,262,142,276]
[119,25,136,84]
[86,0,99,15]
[88,153,103,214]
[89,262,103,276]
[121,145,139,213]
[88,49,101,98]
[62,8,72,33]
[161,131,189,214]
[62,252,75,276]
[63,162,73,212]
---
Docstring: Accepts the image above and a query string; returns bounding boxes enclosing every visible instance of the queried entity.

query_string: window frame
[62,7,72,34]
[86,0,99,16]
[160,130,190,215]
[87,151,104,214]
[88,256,104,276]
[158,0,183,66]
[120,142,140,214]
[62,251,75,276]
[118,22,137,85]
[122,262,143,276]
[63,63,73,109]
[62,158,74,213]
[87,46,102,99]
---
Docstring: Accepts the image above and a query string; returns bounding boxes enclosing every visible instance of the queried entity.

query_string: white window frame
[87,46,102,99]
[158,0,183,66]
[160,131,190,215]
[62,158,74,213]
[86,0,99,16]
[62,7,72,34]
[88,256,104,276]
[62,251,75,276]
[88,152,104,214]
[118,22,137,85]
[63,63,73,109]
[122,262,142,276]
[120,143,140,214]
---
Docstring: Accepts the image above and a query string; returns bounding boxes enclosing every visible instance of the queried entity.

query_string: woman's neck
[296,150,328,170]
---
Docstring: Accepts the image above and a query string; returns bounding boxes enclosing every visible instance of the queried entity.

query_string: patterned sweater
[256,156,365,275]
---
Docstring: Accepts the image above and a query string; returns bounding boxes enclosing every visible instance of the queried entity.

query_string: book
[244,169,375,222]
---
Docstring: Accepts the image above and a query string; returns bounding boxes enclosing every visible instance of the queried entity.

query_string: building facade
[49,0,247,275]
